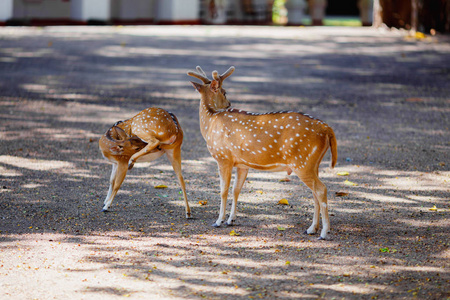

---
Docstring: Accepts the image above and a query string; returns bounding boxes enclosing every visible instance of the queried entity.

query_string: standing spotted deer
[188,66,337,239]
[99,107,191,218]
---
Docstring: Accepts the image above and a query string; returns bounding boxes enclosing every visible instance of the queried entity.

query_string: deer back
[207,109,333,170]
[122,107,183,149]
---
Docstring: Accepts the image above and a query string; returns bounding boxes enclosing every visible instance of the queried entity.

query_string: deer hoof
[128,162,134,170]
[212,222,221,228]
[317,236,326,241]
[225,221,234,226]
[102,208,109,213]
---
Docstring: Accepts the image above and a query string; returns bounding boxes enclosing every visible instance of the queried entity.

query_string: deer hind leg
[226,167,249,226]
[214,162,233,227]
[296,171,330,240]
[103,161,129,212]
[165,147,191,219]
[128,136,160,170]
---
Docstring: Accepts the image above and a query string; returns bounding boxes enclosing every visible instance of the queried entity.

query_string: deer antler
[220,66,235,81]
[212,66,235,87]
[196,66,207,77]
[187,66,211,84]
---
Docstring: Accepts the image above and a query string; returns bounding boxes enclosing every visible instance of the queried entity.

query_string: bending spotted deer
[99,107,191,218]
[188,66,337,239]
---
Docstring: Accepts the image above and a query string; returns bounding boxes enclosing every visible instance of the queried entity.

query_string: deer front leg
[103,161,128,211]
[128,137,160,170]
[213,163,233,227]
[226,167,248,226]
[165,147,191,219]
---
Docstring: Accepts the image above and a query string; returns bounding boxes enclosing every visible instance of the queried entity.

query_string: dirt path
[0,26,449,299]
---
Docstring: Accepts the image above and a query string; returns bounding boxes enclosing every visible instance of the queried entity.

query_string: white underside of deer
[189,66,337,239]
[99,107,191,218]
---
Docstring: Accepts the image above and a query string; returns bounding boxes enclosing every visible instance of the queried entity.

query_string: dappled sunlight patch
[182,159,210,167]
[434,249,450,260]
[46,93,100,101]
[231,76,273,83]
[34,127,98,140]
[0,165,22,177]
[21,183,44,189]
[21,83,49,93]
[108,66,188,75]
[332,207,367,214]
[0,155,74,171]
[392,265,448,273]
[7,48,53,58]
[132,162,158,169]
[313,282,384,295]
[396,218,449,228]
[59,168,99,179]
[147,90,200,100]
[407,194,443,203]
[0,56,17,63]
[246,171,289,181]
[352,191,415,204]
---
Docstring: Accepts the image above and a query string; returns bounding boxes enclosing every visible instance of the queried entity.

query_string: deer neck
[199,94,228,138]
[114,119,133,136]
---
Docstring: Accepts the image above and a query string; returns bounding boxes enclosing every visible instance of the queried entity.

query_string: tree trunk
[372,0,383,27]
[418,0,450,33]
[373,0,449,33]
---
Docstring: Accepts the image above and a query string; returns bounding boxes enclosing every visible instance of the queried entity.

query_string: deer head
[188,66,235,112]
[105,125,148,156]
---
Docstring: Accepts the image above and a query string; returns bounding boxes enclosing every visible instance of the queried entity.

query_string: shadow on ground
[0,26,448,299]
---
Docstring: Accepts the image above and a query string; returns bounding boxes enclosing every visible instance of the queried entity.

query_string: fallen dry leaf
[406,97,425,103]
[279,178,291,182]
[154,184,168,189]
[229,230,240,236]
[335,192,349,197]
[344,180,358,186]
[337,171,350,176]
[278,199,289,205]
[415,31,426,39]
[198,200,208,206]
[429,205,437,211]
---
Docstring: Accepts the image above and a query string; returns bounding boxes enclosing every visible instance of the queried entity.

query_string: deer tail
[328,128,338,168]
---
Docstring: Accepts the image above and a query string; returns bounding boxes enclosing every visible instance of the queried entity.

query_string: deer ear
[114,126,128,140]
[210,80,219,94]
[190,81,203,92]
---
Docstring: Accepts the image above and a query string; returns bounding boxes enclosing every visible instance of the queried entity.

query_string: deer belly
[235,162,291,173]
[136,150,165,162]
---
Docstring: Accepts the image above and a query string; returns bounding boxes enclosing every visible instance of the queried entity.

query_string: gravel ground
[0,26,449,299]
